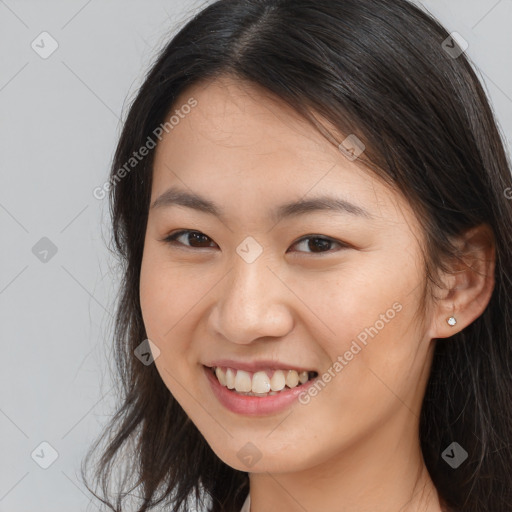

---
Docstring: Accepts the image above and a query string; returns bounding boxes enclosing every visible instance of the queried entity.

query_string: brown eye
[163,230,216,249]
[162,230,348,254]
[290,235,347,254]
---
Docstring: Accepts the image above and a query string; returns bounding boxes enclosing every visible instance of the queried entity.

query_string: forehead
[150,76,416,228]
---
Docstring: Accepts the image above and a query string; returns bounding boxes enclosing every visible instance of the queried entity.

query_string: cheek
[140,245,194,342]
[328,309,425,431]
[306,259,425,395]
[139,246,211,391]
[139,256,197,405]
[297,257,411,342]
[139,256,166,339]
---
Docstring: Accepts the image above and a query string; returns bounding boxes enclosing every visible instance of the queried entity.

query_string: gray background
[1,1,511,510]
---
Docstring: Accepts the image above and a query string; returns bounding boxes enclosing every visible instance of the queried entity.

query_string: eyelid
[161,229,350,253]
[161,230,216,248]
[293,236,349,252]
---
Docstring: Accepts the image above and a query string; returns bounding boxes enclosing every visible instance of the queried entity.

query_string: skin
[139,75,495,512]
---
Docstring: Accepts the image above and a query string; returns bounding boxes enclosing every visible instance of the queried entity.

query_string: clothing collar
[240,493,250,512]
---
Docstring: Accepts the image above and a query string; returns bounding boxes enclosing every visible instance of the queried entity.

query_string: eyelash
[161,229,349,254]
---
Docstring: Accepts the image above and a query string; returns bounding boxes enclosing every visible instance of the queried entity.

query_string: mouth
[207,365,319,397]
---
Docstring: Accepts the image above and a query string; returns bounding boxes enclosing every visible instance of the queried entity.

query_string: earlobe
[446,315,457,327]
[428,223,495,340]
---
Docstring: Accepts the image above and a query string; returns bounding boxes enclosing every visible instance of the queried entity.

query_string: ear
[427,223,495,340]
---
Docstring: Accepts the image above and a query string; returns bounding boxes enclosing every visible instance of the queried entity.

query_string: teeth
[226,368,236,389]
[234,370,252,392]
[215,367,226,386]
[270,370,286,391]
[285,370,299,388]
[212,366,314,395]
[252,371,271,393]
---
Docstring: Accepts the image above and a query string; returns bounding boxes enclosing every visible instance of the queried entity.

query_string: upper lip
[204,359,316,373]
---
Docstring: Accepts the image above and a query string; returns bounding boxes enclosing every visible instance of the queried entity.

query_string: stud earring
[447,316,457,326]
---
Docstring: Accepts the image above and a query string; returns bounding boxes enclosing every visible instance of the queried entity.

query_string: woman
[82,1,512,510]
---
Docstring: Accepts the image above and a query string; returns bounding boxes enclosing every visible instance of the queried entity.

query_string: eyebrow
[150,186,373,222]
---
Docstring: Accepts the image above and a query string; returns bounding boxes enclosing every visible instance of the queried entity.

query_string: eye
[162,230,216,249]
[290,235,348,254]
[161,229,349,254]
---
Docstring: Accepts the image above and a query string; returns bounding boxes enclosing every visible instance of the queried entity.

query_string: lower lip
[204,366,317,416]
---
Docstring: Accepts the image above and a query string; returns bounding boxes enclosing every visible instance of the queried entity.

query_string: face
[139,76,437,474]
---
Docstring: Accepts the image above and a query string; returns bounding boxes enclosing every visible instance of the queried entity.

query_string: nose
[208,254,295,345]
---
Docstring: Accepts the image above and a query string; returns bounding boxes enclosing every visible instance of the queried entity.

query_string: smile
[210,366,318,396]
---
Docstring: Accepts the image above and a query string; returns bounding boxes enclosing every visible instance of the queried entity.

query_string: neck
[248,412,444,512]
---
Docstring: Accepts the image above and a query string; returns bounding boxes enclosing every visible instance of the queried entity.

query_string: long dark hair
[82,1,512,510]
